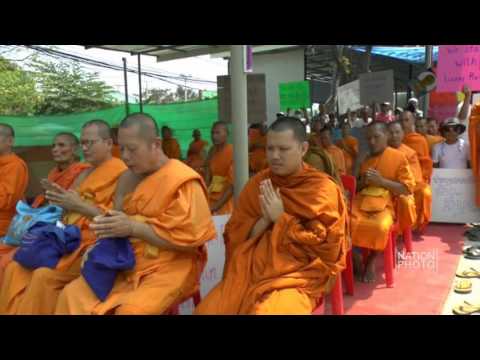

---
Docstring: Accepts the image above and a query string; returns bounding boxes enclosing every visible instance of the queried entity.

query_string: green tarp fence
[0,99,219,159]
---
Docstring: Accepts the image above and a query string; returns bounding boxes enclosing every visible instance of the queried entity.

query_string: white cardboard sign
[359,70,394,105]
[179,214,230,315]
[338,79,361,115]
[431,169,480,224]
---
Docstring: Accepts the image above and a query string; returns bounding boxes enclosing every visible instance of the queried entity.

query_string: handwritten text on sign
[179,215,230,315]
[338,80,361,115]
[359,70,394,105]
[431,169,480,224]
[437,45,480,92]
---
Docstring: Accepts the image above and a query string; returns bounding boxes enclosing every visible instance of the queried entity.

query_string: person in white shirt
[432,117,470,169]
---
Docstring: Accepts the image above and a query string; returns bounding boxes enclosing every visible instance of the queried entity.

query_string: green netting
[0,99,219,159]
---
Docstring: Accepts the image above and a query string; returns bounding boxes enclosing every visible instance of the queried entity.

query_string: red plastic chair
[322,175,356,315]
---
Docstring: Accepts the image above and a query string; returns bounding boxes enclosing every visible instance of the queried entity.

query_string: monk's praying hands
[90,210,134,239]
[45,183,83,212]
[365,169,384,187]
[259,179,284,223]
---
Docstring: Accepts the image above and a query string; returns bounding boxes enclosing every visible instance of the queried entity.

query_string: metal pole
[407,64,413,101]
[137,54,143,113]
[230,45,249,199]
[122,57,130,116]
[424,45,434,117]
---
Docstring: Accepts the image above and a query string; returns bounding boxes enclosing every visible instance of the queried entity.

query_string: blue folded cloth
[81,238,136,301]
[13,222,81,270]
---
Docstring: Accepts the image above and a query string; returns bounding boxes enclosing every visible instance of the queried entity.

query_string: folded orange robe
[248,130,267,175]
[162,138,181,159]
[186,139,208,177]
[195,164,348,315]
[55,160,216,315]
[111,144,122,159]
[351,147,415,251]
[324,144,347,176]
[397,144,431,231]
[403,132,433,184]
[469,104,480,207]
[336,136,359,176]
[0,157,127,315]
[0,162,90,288]
[207,144,234,215]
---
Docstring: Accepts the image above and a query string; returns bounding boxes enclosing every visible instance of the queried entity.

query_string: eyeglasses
[80,139,104,148]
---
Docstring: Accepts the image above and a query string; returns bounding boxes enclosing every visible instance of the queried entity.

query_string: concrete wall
[252,48,305,124]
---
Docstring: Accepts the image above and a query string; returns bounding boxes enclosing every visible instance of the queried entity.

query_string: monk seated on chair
[205,121,234,215]
[351,122,415,283]
[0,120,127,314]
[194,116,348,315]
[0,132,90,287]
[55,113,216,315]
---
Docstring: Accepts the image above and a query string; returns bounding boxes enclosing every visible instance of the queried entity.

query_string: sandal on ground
[456,267,480,279]
[454,279,473,294]
[452,301,480,315]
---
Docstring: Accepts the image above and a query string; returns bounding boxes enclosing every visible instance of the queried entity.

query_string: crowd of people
[0,82,478,315]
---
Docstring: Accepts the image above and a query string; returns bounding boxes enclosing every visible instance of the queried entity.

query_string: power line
[19,45,217,91]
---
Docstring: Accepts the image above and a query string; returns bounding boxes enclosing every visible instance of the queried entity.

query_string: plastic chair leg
[330,276,345,315]
[384,231,395,288]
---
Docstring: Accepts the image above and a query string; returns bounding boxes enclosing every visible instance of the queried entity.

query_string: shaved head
[55,132,79,146]
[120,113,159,142]
[212,121,229,133]
[82,119,112,140]
[366,121,389,155]
[367,121,388,134]
[0,123,14,138]
[268,116,307,143]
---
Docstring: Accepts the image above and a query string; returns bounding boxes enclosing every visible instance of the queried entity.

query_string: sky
[0,45,228,99]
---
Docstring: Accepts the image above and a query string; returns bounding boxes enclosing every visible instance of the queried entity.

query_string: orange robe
[403,132,433,184]
[351,147,415,251]
[55,160,216,315]
[0,157,127,315]
[396,144,431,231]
[324,144,347,176]
[207,144,234,215]
[162,138,181,159]
[335,136,358,176]
[111,144,121,159]
[469,104,480,207]
[0,154,29,237]
[195,164,348,315]
[186,139,208,177]
[425,135,445,155]
[249,130,267,175]
[0,162,90,288]
[0,154,28,288]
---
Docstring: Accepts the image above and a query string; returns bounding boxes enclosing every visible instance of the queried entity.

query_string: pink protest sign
[437,45,480,92]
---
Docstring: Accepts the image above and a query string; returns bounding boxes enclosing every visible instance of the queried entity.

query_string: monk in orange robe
[111,125,122,158]
[415,118,444,155]
[308,118,325,148]
[336,121,359,176]
[0,124,29,284]
[54,113,216,315]
[427,117,441,136]
[186,129,208,178]
[248,124,267,176]
[469,104,480,207]
[161,126,181,160]
[195,116,348,315]
[205,121,234,215]
[0,120,127,315]
[318,126,347,176]
[351,122,415,283]
[388,121,432,232]
[401,111,433,184]
[0,132,89,287]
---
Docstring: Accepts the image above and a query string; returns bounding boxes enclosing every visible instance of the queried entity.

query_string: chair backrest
[340,175,356,212]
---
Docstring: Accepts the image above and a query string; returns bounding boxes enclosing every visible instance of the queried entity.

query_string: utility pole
[180,74,192,102]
